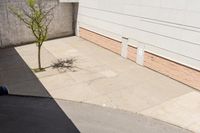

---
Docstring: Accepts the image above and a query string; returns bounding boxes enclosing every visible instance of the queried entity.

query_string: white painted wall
[78,0,200,70]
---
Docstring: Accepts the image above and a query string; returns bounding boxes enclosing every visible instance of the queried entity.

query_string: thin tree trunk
[38,45,41,70]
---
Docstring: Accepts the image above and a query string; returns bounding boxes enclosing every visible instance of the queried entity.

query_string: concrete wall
[78,0,200,71]
[0,0,77,48]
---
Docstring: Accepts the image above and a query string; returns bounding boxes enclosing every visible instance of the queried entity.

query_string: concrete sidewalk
[1,36,200,132]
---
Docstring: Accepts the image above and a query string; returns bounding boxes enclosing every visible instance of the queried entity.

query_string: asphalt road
[0,95,192,133]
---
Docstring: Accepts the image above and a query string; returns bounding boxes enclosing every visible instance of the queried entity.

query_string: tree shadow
[0,47,80,133]
[50,57,78,72]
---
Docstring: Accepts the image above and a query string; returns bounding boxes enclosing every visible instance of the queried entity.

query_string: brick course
[127,46,137,62]
[144,52,200,90]
[79,27,122,54]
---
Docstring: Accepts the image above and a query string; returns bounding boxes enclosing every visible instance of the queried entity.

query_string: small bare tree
[9,0,57,72]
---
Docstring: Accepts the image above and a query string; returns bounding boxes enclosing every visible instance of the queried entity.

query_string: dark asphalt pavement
[0,95,192,133]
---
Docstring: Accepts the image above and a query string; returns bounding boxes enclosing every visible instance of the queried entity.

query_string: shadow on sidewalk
[0,47,80,133]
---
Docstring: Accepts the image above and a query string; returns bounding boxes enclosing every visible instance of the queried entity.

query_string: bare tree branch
[9,0,57,70]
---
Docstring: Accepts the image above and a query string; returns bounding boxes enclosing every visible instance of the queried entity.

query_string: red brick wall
[144,52,200,90]
[79,27,122,54]
[127,46,137,62]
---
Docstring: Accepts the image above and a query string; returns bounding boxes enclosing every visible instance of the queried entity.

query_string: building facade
[75,0,200,90]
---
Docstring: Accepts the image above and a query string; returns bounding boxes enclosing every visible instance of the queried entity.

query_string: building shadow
[0,47,80,133]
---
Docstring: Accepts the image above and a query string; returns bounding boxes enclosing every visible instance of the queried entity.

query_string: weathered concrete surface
[0,36,199,132]
[0,0,77,48]
[0,95,192,133]
[142,91,200,133]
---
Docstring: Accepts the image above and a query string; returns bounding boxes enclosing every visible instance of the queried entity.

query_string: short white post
[136,43,145,66]
[121,37,128,58]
